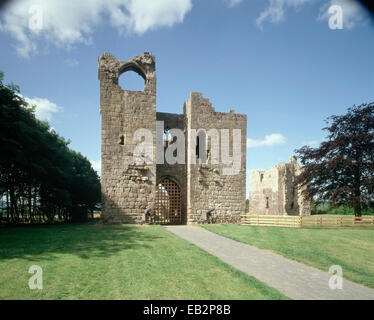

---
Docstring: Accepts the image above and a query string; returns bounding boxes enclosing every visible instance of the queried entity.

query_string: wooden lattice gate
[155,178,182,225]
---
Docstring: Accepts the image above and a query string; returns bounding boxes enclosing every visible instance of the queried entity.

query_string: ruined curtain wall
[185,93,247,223]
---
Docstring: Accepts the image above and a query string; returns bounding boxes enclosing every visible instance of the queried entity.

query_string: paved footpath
[164,225,374,300]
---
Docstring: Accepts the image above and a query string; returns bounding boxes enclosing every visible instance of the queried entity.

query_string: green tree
[295,103,374,217]
[0,72,101,224]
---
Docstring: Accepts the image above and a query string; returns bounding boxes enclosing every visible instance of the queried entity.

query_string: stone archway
[155,177,182,225]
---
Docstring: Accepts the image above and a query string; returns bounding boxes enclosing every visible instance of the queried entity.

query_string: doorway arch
[155,177,182,225]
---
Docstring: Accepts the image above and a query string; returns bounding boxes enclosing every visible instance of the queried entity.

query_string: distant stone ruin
[249,156,311,216]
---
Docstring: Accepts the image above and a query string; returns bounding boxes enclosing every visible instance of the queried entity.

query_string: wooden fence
[240,215,374,228]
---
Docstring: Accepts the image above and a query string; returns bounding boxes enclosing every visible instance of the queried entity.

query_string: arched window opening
[163,127,172,148]
[266,197,269,209]
[196,130,207,162]
[118,70,145,91]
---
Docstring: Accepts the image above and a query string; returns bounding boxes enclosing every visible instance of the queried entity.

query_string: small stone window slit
[119,135,124,145]
[196,136,200,158]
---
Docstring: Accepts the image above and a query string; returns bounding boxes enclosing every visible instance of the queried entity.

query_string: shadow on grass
[0,223,163,261]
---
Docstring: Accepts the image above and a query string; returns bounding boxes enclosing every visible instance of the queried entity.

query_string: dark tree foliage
[295,103,374,217]
[0,72,101,224]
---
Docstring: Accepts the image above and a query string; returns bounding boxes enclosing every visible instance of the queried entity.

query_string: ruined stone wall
[156,112,187,224]
[248,157,311,216]
[185,92,247,223]
[281,161,299,216]
[249,167,282,215]
[99,52,156,223]
[295,164,311,216]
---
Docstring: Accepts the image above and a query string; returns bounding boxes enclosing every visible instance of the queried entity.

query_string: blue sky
[1,0,374,196]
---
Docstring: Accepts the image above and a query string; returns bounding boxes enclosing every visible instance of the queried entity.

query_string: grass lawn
[202,224,374,289]
[0,223,287,300]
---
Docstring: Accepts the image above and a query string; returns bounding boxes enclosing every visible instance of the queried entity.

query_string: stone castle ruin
[249,156,311,216]
[99,52,247,224]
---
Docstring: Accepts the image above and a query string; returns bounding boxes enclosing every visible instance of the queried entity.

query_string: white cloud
[90,160,101,174]
[0,0,193,57]
[317,0,368,29]
[247,133,286,148]
[226,0,244,8]
[18,94,61,121]
[256,0,368,29]
[256,0,313,29]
